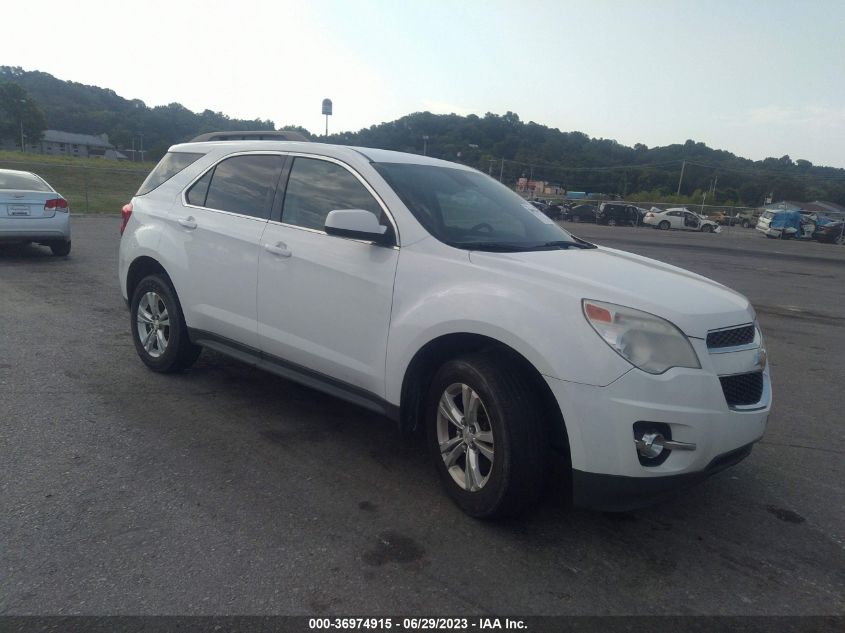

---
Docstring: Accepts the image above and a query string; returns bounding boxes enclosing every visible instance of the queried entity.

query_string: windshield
[373,162,590,251]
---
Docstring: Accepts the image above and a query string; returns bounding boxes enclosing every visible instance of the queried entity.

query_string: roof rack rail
[190,130,309,142]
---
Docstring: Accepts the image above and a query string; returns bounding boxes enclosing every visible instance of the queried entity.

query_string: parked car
[529,199,562,220]
[708,211,743,227]
[565,204,598,223]
[597,202,643,227]
[119,141,770,517]
[811,220,845,245]
[734,212,758,229]
[0,169,71,255]
[756,210,816,239]
[643,207,720,233]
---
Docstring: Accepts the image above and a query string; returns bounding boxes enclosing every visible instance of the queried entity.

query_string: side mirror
[324,209,392,245]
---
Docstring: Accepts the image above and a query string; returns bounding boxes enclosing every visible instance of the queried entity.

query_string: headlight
[582,299,700,374]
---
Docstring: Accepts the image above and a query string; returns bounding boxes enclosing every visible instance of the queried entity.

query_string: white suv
[118,141,771,517]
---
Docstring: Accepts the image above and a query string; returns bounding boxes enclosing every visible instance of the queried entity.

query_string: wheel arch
[126,255,173,303]
[398,332,571,467]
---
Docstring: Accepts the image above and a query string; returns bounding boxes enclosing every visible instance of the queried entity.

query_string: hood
[468,245,752,339]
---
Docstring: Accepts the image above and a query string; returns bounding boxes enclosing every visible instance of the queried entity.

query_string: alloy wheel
[136,291,170,358]
[436,383,495,492]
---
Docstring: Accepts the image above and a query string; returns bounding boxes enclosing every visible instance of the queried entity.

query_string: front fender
[384,244,630,404]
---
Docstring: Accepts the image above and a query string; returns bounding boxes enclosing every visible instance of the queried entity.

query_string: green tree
[0,82,46,148]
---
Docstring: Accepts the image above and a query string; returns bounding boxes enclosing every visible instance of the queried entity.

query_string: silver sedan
[0,169,71,255]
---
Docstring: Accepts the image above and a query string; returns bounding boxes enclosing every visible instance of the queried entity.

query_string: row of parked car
[528,200,723,233]
[530,198,845,245]
[755,209,845,245]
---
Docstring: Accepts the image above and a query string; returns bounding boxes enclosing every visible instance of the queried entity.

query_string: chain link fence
[0,159,150,214]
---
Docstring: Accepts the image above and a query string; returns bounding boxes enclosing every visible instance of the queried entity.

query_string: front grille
[707,324,755,349]
[720,371,764,407]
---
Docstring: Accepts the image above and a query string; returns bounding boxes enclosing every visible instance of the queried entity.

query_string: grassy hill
[0,150,152,213]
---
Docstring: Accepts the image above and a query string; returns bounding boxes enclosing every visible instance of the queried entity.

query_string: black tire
[742,220,750,228]
[607,218,617,227]
[130,274,201,373]
[50,240,71,256]
[702,224,714,233]
[426,350,546,518]
[571,215,580,223]
[658,221,670,230]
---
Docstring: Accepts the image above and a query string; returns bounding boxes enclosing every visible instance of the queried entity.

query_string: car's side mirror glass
[324,209,392,245]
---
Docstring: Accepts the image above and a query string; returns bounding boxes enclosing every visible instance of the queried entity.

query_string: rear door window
[203,154,284,219]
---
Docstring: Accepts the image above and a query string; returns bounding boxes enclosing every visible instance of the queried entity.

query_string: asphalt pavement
[1,217,843,616]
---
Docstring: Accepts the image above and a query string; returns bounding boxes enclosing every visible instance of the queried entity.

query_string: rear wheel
[658,221,670,230]
[50,240,71,256]
[426,350,546,518]
[835,234,845,246]
[742,220,750,228]
[130,274,201,373]
[607,218,617,227]
[571,215,580,223]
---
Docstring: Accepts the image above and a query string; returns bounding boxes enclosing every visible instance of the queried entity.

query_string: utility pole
[488,159,495,176]
[499,158,505,183]
[676,160,686,196]
[422,135,429,156]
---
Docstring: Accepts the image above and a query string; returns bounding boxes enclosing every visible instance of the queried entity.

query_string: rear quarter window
[137,152,205,196]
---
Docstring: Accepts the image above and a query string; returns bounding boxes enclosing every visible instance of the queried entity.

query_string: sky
[3,0,845,167]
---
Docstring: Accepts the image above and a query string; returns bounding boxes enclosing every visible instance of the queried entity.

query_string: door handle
[263,241,292,258]
[177,216,197,229]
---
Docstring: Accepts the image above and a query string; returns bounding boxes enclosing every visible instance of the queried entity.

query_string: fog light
[636,432,666,459]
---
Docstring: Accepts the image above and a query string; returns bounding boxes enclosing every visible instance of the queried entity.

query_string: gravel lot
[1,217,843,616]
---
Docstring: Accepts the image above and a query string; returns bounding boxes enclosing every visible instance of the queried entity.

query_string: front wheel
[130,274,201,373]
[426,351,546,518]
[607,218,617,227]
[835,234,845,246]
[702,224,714,233]
[742,220,750,228]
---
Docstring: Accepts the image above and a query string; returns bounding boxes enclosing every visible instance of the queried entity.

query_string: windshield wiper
[539,240,596,249]
[460,241,536,252]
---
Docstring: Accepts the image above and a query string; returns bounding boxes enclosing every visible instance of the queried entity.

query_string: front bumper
[545,346,770,509]
[572,443,754,511]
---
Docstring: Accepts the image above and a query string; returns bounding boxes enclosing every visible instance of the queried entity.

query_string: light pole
[19,98,26,152]
[422,135,429,156]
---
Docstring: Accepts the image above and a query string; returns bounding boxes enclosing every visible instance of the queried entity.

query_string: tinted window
[186,169,213,206]
[204,154,283,219]
[375,163,585,251]
[137,152,204,196]
[0,171,52,192]
[282,157,382,230]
